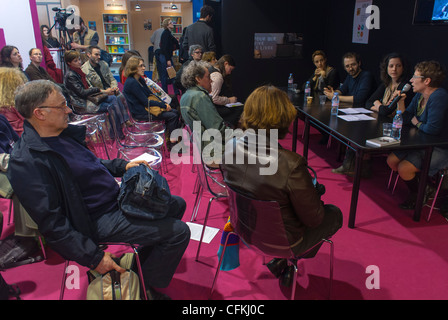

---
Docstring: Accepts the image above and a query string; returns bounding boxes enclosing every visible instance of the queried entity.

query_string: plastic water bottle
[288,73,294,91]
[331,92,339,115]
[303,81,311,104]
[392,110,403,140]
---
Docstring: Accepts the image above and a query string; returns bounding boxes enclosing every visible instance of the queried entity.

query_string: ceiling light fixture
[171,3,178,10]
[135,3,141,11]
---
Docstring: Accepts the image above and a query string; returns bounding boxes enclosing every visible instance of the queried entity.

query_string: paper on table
[132,152,159,164]
[339,108,373,114]
[186,222,220,244]
[337,114,376,121]
[225,102,244,108]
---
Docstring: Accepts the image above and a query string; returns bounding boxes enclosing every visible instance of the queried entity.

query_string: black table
[289,91,448,228]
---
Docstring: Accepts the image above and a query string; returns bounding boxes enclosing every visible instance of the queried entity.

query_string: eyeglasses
[193,51,203,55]
[411,74,425,79]
[138,64,146,68]
[37,102,69,111]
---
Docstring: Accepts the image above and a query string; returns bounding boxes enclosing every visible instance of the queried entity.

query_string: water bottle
[392,110,403,140]
[331,92,339,115]
[288,73,294,91]
[303,81,311,104]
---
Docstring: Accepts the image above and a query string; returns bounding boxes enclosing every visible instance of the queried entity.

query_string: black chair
[210,186,334,300]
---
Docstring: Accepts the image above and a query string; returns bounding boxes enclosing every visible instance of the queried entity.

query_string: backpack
[86,253,142,300]
[118,164,171,221]
[0,273,21,300]
[0,234,43,270]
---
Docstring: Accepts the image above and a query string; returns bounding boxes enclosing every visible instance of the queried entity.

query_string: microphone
[387,83,411,109]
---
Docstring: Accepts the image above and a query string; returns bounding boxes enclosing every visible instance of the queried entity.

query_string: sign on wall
[162,3,181,13]
[352,0,372,44]
[104,0,127,11]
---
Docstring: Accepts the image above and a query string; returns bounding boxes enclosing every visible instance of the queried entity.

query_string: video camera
[52,7,75,30]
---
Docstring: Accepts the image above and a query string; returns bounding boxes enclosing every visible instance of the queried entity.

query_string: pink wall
[0,28,6,49]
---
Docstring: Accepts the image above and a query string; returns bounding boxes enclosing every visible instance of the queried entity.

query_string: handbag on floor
[118,164,171,221]
[86,253,141,300]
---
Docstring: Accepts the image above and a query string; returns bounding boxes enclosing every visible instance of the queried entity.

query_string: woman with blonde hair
[123,56,180,147]
[202,51,217,65]
[0,67,27,135]
[304,50,340,93]
[221,85,342,286]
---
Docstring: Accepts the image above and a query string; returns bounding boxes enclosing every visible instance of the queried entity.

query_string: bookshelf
[160,16,183,40]
[103,14,130,74]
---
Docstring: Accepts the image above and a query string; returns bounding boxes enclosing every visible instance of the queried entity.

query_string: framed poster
[104,0,127,11]
[352,0,372,44]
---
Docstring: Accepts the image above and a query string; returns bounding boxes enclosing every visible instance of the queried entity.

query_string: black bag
[0,234,43,271]
[307,165,326,197]
[0,273,20,300]
[118,164,171,221]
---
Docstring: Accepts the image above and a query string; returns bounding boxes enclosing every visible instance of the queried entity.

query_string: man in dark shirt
[324,52,375,107]
[8,80,190,299]
[182,5,216,53]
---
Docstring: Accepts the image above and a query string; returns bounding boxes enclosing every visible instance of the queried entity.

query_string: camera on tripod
[52,7,75,31]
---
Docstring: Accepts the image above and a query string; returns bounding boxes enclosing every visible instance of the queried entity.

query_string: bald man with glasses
[8,80,190,299]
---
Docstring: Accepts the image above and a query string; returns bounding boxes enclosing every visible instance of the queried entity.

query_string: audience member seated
[81,45,119,91]
[122,56,180,148]
[174,44,203,94]
[120,51,180,112]
[25,48,57,82]
[8,80,190,300]
[329,52,376,176]
[0,45,29,80]
[63,50,126,123]
[209,54,243,128]
[366,52,413,116]
[304,50,340,94]
[0,114,38,237]
[180,60,232,166]
[220,85,342,285]
[387,60,448,210]
[324,52,375,107]
[0,67,27,135]
[40,25,60,49]
[202,51,217,65]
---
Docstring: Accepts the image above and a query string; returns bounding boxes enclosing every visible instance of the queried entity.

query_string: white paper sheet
[186,222,220,244]
[337,114,376,121]
[339,108,373,114]
[225,102,244,108]
[132,152,159,164]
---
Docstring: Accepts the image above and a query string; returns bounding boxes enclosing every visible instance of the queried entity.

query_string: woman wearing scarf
[304,50,340,94]
[63,50,127,121]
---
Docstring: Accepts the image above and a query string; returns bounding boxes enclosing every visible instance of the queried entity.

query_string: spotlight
[135,3,141,11]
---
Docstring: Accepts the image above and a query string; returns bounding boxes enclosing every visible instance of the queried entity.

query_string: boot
[266,258,287,278]
[332,149,355,175]
[399,176,419,210]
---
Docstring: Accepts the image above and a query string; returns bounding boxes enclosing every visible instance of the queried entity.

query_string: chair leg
[7,198,13,225]
[324,239,334,300]
[387,169,394,189]
[60,260,70,300]
[131,245,148,300]
[427,174,445,222]
[190,185,203,222]
[209,231,235,298]
[38,236,47,260]
[392,174,399,195]
[196,196,216,261]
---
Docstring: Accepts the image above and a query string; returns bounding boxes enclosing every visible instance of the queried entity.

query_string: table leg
[348,149,363,228]
[292,114,299,153]
[302,117,310,160]
[414,146,433,222]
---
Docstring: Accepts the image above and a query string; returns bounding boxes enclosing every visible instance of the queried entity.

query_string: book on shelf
[365,136,400,148]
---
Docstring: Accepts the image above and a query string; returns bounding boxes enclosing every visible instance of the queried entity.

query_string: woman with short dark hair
[387,60,448,209]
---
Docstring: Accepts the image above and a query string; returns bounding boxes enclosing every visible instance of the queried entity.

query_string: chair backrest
[189,124,227,198]
[227,186,294,258]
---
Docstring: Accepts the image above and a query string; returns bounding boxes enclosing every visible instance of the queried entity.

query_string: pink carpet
[1,117,447,301]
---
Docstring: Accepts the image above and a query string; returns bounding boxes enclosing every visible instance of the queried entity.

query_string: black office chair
[210,186,334,300]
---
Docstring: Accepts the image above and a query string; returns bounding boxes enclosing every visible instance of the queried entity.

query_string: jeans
[93,195,190,288]
[157,53,179,95]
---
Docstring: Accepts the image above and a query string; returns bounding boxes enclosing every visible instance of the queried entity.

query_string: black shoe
[280,265,295,287]
[399,195,416,210]
[266,258,287,278]
[146,287,171,300]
